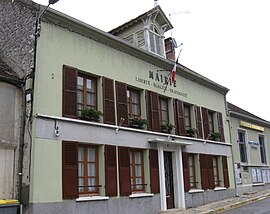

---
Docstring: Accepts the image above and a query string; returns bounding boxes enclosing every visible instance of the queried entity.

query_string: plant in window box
[186,128,197,137]
[210,132,221,141]
[130,116,147,129]
[161,123,174,134]
[81,108,103,122]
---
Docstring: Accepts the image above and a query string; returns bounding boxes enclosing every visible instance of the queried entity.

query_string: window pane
[78,147,84,161]
[79,178,84,192]
[149,32,155,52]
[132,104,138,115]
[86,93,95,106]
[88,178,96,192]
[88,148,96,162]
[78,163,84,176]
[135,165,142,176]
[155,35,161,55]
[88,163,96,176]
[135,152,141,164]
[86,79,94,92]
[162,111,168,121]
[77,76,83,87]
[77,91,84,104]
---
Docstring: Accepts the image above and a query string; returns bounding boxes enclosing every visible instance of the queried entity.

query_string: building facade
[228,102,270,196]
[1,1,237,213]
[27,4,235,214]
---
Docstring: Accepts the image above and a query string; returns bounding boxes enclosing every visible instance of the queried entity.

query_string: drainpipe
[224,96,239,197]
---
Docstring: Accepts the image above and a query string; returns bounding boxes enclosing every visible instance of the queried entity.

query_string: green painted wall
[30,138,62,203]
[34,22,227,123]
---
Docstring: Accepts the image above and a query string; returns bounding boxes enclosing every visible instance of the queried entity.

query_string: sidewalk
[162,189,270,214]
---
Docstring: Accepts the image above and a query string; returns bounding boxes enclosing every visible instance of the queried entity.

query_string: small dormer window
[149,25,161,55]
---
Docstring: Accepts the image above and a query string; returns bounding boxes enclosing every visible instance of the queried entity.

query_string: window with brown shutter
[103,77,116,125]
[115,81,128,126]
[149,149,160,194]
[62,141,79,199]
[182,152,190,192]
[118,146,131,196]
[63,65,78,118]
[195,106,203,138]
[222,156,230,188]
[127,88,141,121]
[105,145,117,196]
[174,99,185,136]
[146,91,160,132]
[217,112,225,142]
[202,107,209,139]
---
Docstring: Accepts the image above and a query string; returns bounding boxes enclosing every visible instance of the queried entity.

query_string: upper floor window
[149,25,161,55]
[238,130,247,163]
[208,111,214,133]
[77,74,97,117]
[78,145,99,195]
[184,104,191,130]
[159,97,169,127]
[259,135,267,164]
[127,88,141,120]
[130,149,145,192]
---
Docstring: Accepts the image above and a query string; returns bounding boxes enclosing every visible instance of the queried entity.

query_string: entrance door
[164,152,175,209]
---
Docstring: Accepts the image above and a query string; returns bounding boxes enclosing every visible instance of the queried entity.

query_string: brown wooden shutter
[200,154,208,190]
[201,107,209,139]
[118,146,131,196]
[63,65,78,118]
[207,155,215,189]
[174,99,186,136]
[115,81,128,126]
[151,92,160,132]
[103,77,116,125]
[222,156,230,188]
[146,91,160,132]
[62,141,78,199]
[195,106,203,138]
[217,112,225,142]
[146,91,153,131]
[105,145,117,196]
[182,152,190,192]
[149,149,160,194]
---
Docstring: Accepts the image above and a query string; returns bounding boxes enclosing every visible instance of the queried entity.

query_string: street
[223,197,270,214]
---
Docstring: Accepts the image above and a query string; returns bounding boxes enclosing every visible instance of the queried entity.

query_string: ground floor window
[78,145,99,194]
[130,149,145,192]
[251,168,262,183]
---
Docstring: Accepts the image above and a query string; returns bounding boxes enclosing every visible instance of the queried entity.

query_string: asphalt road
[223,197,270,214]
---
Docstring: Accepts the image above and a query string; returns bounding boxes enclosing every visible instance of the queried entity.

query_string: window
[77,74,97,117]
[238,130,247,163]
[208,111,214,134]
[213,156,220,187]
[149,25,161,55]
[127,88,141,120]
[78,145,99,195]
[159,97,169,127]
[188,154,196,189]
[251,168,262,183]
[184,104,191,130]
[130,149,145,192]
[259,135,267,164]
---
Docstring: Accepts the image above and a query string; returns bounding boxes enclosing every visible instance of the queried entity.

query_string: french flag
[171,62,177,84]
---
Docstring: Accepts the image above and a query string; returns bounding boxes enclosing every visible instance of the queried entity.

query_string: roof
[0,56,23,86]
[109,5,173,35]
[227,102,270,125]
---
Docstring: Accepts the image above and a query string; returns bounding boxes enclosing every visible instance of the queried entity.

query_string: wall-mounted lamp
[36,0,60,37]
[54,120,60,137]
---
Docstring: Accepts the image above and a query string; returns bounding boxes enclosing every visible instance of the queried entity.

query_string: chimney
[164,37,175,62]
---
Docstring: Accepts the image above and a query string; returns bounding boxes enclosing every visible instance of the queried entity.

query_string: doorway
[164,151,175,209]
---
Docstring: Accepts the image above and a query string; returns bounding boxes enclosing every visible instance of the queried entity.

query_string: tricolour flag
[171,62,177,84]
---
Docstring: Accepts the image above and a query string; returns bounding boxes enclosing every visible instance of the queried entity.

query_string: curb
[201,193,270,214]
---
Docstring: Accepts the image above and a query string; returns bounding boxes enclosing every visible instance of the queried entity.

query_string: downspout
[224,95,238,197]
